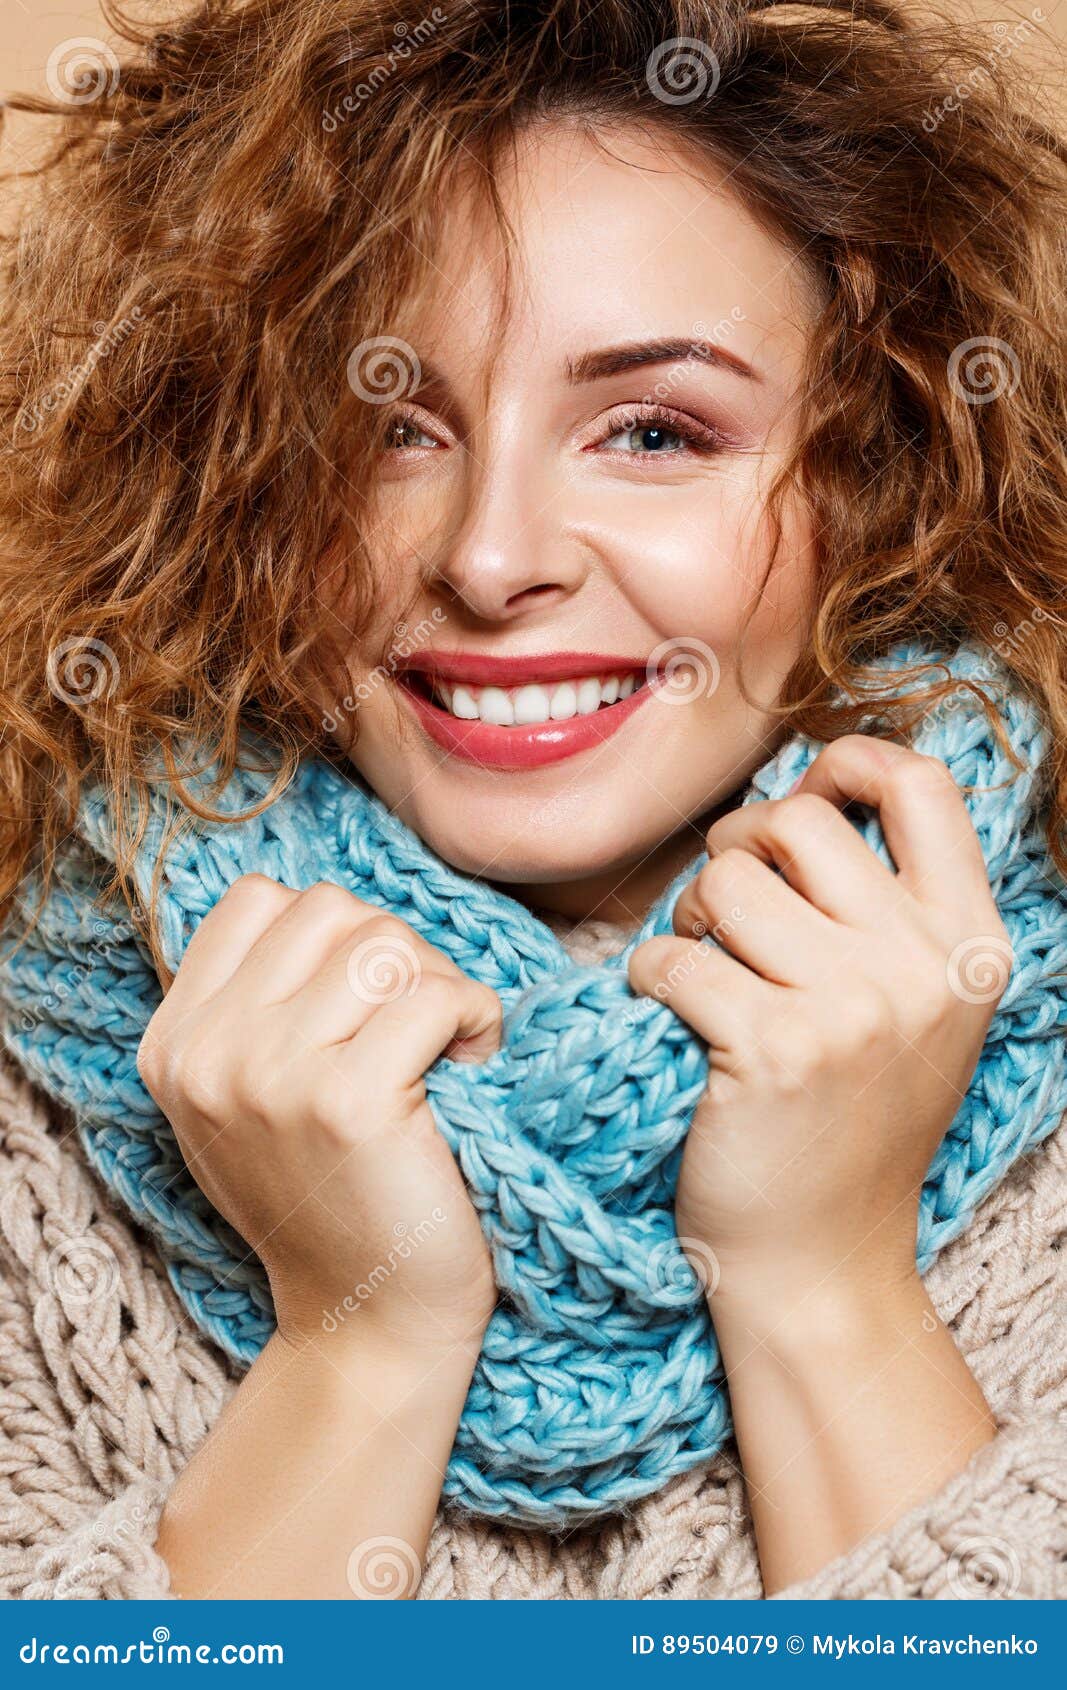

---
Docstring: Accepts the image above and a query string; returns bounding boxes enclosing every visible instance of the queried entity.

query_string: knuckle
[410,969,451,1009]
[700,847,748,894]
[771,792,836,845]
[474,982,504,1026]
[304,1078,354,1142]
[695,854,753,932]
[139,1022,229,1121]
[763,1021,821,1089]
[352,910,416,947]
[173,1037,232,1121]
[901,980,952,1037]
[135,1019,166,1093]
[838,980,893,1042]
[821,732,876,767]
[919,752,955,784]
[298,880,361,920]
[780,791,835,827]
[887,750,947,795]
[225,872,287,907]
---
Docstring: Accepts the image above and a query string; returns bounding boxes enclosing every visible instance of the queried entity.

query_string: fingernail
[787,772,805,794]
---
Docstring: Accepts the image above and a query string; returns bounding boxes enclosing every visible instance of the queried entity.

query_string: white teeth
[512,684,551,724]
[478,686,515,726]
[431,670,644,725]
[576,677,602,715]
[450,684,479,719]
[549,682,577,720]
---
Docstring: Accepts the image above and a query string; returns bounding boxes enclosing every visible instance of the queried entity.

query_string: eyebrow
[565,337,761,386]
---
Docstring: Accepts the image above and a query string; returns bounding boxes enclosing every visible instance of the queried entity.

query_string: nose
[429,445,591,622]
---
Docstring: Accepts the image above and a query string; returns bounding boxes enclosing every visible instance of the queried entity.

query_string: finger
[330,972,503,1094]
[231,883,453,1006]
[629,934,773,1052]
[671,848,839,986]
[705,792,902,929]
[161,874,297,1017]
[286,918,456,1047]
[794,735,990,910]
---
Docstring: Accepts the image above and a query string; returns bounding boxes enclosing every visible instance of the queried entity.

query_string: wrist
[272,1265,494,1363]
[708,1256,928,1364]
[275,1301,489,1374]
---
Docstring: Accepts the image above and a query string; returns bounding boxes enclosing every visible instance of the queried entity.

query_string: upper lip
[394,650,646,686]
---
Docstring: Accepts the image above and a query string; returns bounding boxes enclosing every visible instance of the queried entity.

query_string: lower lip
[396,676,658,769]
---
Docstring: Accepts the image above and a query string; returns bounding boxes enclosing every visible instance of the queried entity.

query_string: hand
[137,876,502,1353]
[629,735,1011,1318]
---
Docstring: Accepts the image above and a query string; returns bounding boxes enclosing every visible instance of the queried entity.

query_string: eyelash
[593,402,728,457]
[385,402,729,457]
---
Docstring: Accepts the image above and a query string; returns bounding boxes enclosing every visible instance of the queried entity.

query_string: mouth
[393,651,658,770]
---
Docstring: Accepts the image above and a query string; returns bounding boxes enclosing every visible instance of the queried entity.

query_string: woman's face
[327,121,819,917]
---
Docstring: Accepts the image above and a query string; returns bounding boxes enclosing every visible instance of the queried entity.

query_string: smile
[394,651,658,769]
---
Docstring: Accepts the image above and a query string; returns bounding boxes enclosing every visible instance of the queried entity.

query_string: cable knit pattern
[1,642,1066,1529]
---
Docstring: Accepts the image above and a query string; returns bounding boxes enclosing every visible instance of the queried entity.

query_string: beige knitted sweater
[0,913,1064,1601]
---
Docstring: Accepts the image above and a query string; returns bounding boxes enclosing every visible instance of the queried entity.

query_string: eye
[385,410,441,451]
[593,403,726,458]
[604,419,684,454]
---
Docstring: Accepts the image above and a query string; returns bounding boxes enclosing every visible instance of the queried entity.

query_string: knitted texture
[1,640,1065,1528]
[1,1049,1063,1600]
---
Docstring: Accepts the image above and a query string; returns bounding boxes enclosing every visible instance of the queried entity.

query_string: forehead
[400,119,821,386]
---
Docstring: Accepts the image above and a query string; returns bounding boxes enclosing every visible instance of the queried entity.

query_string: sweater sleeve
[0,1059,230,1601]
[771,1412,1067,1600]
[17,1481,174,1600]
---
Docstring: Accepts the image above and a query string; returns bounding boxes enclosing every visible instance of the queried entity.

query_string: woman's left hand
[629,733,1012,1312]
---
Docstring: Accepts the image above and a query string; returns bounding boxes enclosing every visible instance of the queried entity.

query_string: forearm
[156,1324,478,1599]
[713,1268,997,1595]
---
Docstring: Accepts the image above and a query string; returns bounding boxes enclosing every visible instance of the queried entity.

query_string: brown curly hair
[2,0,1066,931]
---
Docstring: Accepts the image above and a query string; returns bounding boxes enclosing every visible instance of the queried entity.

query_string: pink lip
[394,651,658,770]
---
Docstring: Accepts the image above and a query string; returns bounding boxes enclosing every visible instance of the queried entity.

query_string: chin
[400,786,658,888]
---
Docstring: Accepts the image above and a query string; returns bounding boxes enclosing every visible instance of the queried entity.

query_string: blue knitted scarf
[2,640,1065,1526]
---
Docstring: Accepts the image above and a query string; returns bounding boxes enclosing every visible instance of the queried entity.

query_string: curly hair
[1,0,1066,934]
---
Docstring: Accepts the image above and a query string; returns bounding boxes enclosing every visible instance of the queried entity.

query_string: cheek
[605,471,812,657]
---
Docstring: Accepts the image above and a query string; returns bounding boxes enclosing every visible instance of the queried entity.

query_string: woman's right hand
[136,874,503,1355]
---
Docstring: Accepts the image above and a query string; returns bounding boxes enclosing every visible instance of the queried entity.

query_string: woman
[0,0,1064,1600]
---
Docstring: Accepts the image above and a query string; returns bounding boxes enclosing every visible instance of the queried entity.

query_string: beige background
[1,1,1064,197]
